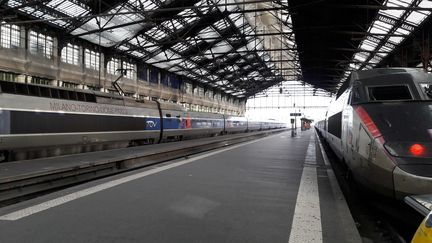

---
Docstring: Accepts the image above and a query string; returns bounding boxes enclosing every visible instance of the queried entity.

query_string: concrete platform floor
[0,130,361,243]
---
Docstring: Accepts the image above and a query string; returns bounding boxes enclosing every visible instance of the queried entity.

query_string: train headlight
[384,142,432,158]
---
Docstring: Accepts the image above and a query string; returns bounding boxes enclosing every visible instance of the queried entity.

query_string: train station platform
[0,130,362,243]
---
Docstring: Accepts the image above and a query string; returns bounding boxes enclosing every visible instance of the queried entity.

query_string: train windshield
[367,85,413,101]
[362,102,432,144]
[419,83,432,99]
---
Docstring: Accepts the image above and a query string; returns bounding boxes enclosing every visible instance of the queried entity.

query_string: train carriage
[316,68,432,199]
[0,80,286,162]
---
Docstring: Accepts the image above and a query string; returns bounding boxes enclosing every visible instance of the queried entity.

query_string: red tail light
[384,142,431,158]
[410,144,426,156]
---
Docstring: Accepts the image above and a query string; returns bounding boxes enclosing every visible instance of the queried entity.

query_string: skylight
[347,0,432,75]
[48,0,90,17]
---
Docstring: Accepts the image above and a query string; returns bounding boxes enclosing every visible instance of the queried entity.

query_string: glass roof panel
[7,0,20,7]
[118,45,130,51]
[360,40,377,51]
[161,19,184,31]
[71,3,145,46]
[204,41,232,57]
[354,52,369,62]
[405,10,428,25]
[388,35,405,44]
[198,27,220,41]
[130,51,145,58]
[79,33,114,46]
[213,19,230,30]
[190,56,205,62]
[388,0,413,7]
[128,0,158,10]
[51,19,69,26]
[35,11,70,28]
[195,0,210,14]
[419,0,432,8]
[369,20,393,34]
[148,27,168,40]
[231,13,246,28]
[394,27,411,35]
[47,0,90,17]
[370,55,383,63]
[178,9,198,23]
[380,9,405,19]
[384,42,396,49]
[166,57,184,66]
[172,42,190,53]
[378,45,393,53]
[246,39,264,51]
[153,63,172,69]
[178,60,197,69]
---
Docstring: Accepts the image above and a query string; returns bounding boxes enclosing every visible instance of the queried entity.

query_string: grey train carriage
[315,68,432,199]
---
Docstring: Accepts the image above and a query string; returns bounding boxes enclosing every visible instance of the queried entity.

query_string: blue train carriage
[0,80,171,160]
[0,79,286,162]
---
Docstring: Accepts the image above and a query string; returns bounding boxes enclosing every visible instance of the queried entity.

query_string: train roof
[0,80,185,112]
[350,68,428,82]
[337,68,432,98]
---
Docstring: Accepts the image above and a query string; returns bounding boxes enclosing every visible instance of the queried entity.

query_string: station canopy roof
[2,0,432,96]
[288,0,432,93]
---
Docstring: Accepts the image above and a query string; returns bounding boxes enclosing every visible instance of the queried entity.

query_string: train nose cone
[393,166,432,199]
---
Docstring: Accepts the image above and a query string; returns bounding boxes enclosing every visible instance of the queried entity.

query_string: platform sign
[290,113,302,116]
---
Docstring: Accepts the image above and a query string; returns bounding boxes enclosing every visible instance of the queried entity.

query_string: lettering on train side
[146,120,158,128]
[49,101,128,115]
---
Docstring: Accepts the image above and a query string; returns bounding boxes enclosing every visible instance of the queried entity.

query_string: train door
[342,89,353,162]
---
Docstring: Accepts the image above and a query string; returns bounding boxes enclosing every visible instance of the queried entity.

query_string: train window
[28,85,40,96]
[40,86,51,98]
[0,81,16,93]
[15,83,28,95]
[328,112,342,138]
[76,92,86,102]
[85,93,96,102]
[166,114,171,117]
[59,90,69,99]
[68,91,77,100]
[51,89,60,99]
[368,85,412,101]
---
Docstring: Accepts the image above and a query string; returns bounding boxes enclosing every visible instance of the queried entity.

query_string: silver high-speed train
[316,68,432,199]
[0,80,285,162]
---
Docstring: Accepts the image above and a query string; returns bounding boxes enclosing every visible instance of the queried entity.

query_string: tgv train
[315,68,432,199]
[0,80,285,162]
